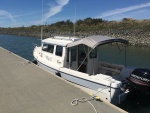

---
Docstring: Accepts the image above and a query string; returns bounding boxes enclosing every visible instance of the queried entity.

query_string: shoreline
[0,18,150,47]
[0,30,150,47]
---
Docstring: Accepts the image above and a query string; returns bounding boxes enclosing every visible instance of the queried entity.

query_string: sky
[0,0,150,28]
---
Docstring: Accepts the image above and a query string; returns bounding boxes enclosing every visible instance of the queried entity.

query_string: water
[0,34,150,112]
[0,34,40,61]
[98,44,150,68]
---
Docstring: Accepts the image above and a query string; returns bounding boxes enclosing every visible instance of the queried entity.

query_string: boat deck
[0,47,127,113]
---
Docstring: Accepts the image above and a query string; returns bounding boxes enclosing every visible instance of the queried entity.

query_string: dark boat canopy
[67,35,129,49]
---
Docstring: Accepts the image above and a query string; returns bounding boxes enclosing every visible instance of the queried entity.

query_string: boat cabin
[40,35,128,76]
[40,36,97,74]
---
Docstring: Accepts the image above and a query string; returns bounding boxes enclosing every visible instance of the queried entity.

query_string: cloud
[14,12,40,18]
[0,12,39,21]
[98,2,150,18]
[0,10,16,23]
[36,0,69,24]
[101,9,150,21]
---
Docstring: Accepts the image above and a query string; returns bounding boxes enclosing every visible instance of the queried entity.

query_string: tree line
[0,17,149,38]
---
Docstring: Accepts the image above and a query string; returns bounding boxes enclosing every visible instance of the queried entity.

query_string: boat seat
[99,62,122,76]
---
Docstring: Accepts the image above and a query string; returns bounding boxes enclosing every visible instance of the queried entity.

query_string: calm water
[0,34,150,112]
[0,34,40,61]
[98,44,150,68]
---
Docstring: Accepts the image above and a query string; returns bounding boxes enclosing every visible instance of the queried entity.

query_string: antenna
[73,4,76,35]
[41,0,43,53]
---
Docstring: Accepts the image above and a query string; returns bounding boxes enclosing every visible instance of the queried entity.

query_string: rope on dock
[71,97,98,113]
[71,84,111,113]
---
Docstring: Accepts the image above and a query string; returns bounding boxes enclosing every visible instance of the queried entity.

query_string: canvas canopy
[67,35,128,49]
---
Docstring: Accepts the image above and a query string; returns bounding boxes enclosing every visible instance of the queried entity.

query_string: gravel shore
[0,19,150,46]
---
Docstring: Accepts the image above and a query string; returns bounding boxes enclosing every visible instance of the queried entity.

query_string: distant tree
[84,17,93,25]
[76,19,84,26]
[122,18,134,21]
[92,18,104,25]
[65,20,73,27]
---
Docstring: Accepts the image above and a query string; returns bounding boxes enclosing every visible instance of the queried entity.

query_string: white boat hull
[35,58,128,105]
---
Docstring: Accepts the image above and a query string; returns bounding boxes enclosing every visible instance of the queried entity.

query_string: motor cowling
[127,68,150,94]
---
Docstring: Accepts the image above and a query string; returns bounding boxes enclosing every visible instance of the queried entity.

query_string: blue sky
[0,0,150,27]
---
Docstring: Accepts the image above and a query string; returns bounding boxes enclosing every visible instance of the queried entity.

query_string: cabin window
[90,48,97,59]
[71,46,77,61]
[78,45,87,61]
[47,44,54,53]
[42,43,48,51]
[56,46,63,57]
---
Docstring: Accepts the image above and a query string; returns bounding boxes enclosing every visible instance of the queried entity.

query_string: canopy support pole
[125,44,127,67]
[77,48,93,71]
[69,48,71,69]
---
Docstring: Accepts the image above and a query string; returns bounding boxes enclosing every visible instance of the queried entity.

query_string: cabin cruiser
[33,35,150,105]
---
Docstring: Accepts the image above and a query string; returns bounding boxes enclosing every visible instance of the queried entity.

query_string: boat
[33,35,150,105]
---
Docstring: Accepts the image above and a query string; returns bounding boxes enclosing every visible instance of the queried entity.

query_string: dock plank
[0,47,127,113]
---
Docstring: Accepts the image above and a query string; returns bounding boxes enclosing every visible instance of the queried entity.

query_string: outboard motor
[127,68,150,94]
[127,68,150,105]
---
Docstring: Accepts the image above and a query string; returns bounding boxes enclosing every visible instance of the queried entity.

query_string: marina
[0,0,150,112]
[0,47,127,113]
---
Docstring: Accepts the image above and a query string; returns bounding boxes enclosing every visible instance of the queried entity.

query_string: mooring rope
[71,96,98,113]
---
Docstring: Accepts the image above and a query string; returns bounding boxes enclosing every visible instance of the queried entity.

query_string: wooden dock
[0,47,127,113]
